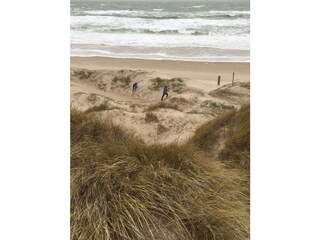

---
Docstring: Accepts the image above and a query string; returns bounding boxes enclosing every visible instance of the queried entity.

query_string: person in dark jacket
[161,85,170,100]
[132,82,138,93]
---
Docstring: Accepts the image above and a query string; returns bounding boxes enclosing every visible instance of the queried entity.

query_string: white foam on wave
[70,47,250,62]
[192,5,205,8]
[81,9,250,19]
[70,30,249,50]
[71,15,249,31]
[84,10,140,15]
[209,10,250,15]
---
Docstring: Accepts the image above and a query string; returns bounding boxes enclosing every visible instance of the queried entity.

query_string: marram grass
[192,104,250,170]
[71,108,249,240]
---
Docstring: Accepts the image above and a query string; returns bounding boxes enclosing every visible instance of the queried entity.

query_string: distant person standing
[161,86,170,100]
[132,82,138,94]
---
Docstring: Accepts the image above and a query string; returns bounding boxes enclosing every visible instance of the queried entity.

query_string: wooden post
[217,75,221,85]
[232,72,235,86]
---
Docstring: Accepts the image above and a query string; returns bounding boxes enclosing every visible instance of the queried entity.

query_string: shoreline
[70,54,250,64]
[71,56,250,68]
[70,44,250,63]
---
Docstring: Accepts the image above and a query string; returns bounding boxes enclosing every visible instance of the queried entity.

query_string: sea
[71,0,250,62]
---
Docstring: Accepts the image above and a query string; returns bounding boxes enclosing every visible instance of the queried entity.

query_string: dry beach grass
[71,109,249,240]
[192,104,250,170]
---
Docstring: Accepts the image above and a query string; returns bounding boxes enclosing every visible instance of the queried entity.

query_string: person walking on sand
[161,85,170,101]
[132,82,138,94]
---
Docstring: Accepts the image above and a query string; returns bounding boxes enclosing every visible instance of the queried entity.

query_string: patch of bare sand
[99,109,212,144]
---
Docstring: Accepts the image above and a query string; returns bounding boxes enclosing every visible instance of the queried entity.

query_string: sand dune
[71,57,250,144]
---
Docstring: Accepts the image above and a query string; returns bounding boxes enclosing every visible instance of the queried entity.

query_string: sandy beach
[71,57,250,144]
[71,57,249,90]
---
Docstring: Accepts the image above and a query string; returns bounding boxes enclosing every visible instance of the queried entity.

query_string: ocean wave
[70,44,250,62]
[144,29,180,34]
[210,10,250,15]
[214,14,249,19]
[140,29,210,35]
[71,24,250,37]
[80,10,179,19]
[104,28,181,35]
[191,31,207,36]
[70,29,250,51]
[71,26,213,36]
[70,15,249,41]
[71,15,249,31]
[78,10,250,20]
[191,5,205,8]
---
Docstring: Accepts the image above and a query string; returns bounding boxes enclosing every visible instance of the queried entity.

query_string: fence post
[217,75,221,85]
[232,72,235,86]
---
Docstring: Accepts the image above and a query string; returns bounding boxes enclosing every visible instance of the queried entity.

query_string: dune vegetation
[145,112,159,123]
[112,76,132,89]
[148,77,187,93]
[85,102,121,114]
[191,104,250,170]
[71,106,250,240]
[145,101,180,112]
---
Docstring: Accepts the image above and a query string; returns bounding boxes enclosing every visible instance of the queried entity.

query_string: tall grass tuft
[218,104,250,169]
[85,102,120,113]
[145,112,159,123]
[145,102,179,112]
[148,77,187,93]
[71,109,249,240]
[112,75,132,88]
[191,104,250,170]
